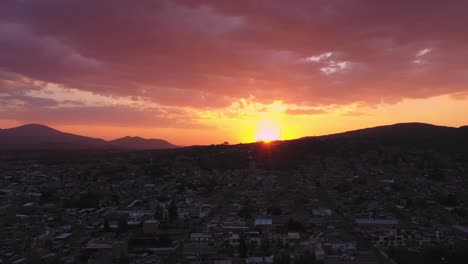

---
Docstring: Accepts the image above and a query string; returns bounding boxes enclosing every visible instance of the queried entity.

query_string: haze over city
[1,0,468,145]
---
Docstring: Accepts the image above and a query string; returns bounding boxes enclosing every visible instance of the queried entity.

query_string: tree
[119,252,129,264]
[267,206,282,216]
[118,216,128,233]
[286,218,305,232]
[158,234,173,247]
[103,218,110,232]
[261,238,271,256]
[274,252,290,264]
[238,232,247,258]
[74,191,99,208]
[112,192,120,204]
[169,201,178,222]
[295,250,315,264]
[238,199,255,219]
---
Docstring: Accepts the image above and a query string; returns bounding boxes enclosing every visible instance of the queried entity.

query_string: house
[325,241,357,253]
[314,243,325,262]
[286,232,301,246]
[254,218,273,226]
[53,232,72,249]
[246,256,274,263]
[245,231,261,246]
[453,225,468,234]
[229,233,240,246]
[312,208,332,217]
[142,219,159,234]
[191,233,212,244]
[355,218,399,225]
[54,232,72,240]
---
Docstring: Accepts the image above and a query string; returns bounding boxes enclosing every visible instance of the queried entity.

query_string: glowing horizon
[1,94,468,146]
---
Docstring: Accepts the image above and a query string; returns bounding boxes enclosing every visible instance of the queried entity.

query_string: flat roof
[55,233,72,240]
[254,218,273,225]
[85,243,113,249]
[287,232,301,239]
[144,220,159,224]
[355,218,399,225]
[453,225,468,234]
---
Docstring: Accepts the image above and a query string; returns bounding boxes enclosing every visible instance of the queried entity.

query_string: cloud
[304,52,333,62]
[449,92,468,101]
[0,85,210,129]
[2,104,209,129]
[0,93,58,110]
[0,0,467,110]
[285,108,327,115]
[416,48,432,57]
[340,111,370,117]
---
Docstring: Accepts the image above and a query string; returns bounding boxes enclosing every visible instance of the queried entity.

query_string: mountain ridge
[299,122,459,140]
[0,124,177,150]
[1,122,467,151]
[109,135,175,150]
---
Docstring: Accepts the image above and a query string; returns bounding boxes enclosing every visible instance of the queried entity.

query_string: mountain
[295,122,467,145]
[323,122,457,139]
[0,124,106,150]
[169,122,468,171]
[109,136,176,150]
[1,122,467,152]
[295,122,468,152]
[0,124,177,150]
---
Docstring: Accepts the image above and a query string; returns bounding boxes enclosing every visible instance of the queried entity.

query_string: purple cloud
[0,0,467,110]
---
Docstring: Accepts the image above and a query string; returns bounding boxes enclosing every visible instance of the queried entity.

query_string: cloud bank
[1,0,467,128]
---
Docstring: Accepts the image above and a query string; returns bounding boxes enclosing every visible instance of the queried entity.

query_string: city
[1,123,467,263]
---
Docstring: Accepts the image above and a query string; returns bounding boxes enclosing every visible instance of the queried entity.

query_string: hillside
[109,136,176,150]
[149,122,468,171]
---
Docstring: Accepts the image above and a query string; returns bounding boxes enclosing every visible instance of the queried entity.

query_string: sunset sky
[1,0,468,145]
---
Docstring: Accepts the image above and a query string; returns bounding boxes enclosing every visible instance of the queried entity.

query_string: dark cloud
[0,0,467,109]
[0,93,58,109]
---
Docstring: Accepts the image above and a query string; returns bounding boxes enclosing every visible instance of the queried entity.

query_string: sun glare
[255,119,281,142]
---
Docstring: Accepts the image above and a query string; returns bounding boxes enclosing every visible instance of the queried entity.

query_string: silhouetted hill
[352,123,466,148]
[323,123,456,139]
[109,136,176,150]
[151,122,468,171]
[0,124,177,150]
[292,122,468,148]
[0,124,106,149]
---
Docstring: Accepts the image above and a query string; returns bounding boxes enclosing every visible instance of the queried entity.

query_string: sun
[255,119,281,142]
